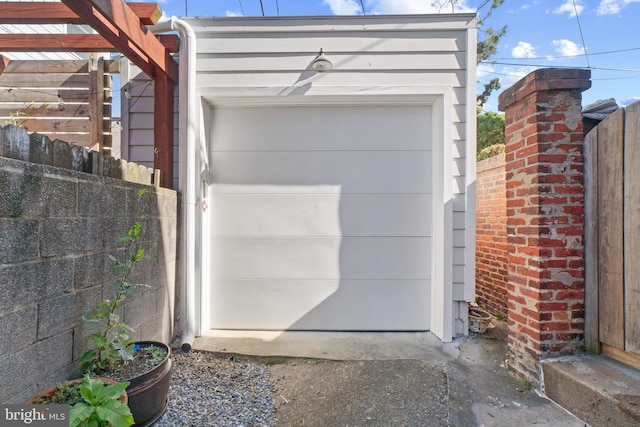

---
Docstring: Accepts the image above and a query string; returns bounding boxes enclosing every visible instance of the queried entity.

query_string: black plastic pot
[125,341,172,427]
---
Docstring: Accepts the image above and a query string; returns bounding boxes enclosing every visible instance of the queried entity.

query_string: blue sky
[148,0,640,112]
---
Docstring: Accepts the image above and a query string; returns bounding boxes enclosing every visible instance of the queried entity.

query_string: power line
[275,0,279,16]
[481,61,640,73]
[259,0,265,16]
[572,0,590,68]
[238,0,245,15]
[359,0,366,15]
[494,45,640,61]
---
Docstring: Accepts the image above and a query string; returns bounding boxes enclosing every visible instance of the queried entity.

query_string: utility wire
[275,0,279,16]
[238,0,245,15]
[494,45,640,61]
[359,0,366,15]
[259,0,265,16]
[572,0,590,68]
[481,61,640,73]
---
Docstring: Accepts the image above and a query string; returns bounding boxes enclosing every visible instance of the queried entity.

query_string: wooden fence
[584,100,640,370]
[0,54,117,154]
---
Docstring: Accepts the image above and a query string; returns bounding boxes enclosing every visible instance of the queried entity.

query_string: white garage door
[208,104,432,330]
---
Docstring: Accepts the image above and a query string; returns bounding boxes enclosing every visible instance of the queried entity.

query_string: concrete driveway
[194,322,585,426]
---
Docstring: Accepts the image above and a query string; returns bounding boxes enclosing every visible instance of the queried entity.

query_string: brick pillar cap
[498,68,591,111]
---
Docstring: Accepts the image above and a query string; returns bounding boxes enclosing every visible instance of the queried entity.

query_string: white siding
[122,14,476,339]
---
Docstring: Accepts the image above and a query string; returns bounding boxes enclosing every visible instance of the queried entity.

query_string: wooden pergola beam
[0,2,162,25]
[61,0,178,82]
[0,34,179,54]
[0,1,176,187]
[0,55,10,75]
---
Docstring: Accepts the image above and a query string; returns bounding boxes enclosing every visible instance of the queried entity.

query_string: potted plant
[26,374,134,427]
[79,189,172,426]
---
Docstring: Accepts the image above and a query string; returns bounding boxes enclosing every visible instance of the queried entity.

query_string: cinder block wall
[0,125,179,403]
[475,154,508,317]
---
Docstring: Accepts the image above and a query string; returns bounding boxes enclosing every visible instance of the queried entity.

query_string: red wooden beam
[0,55,10,75]
[0,35,114,52]
[0,2,162,25]
[0,34,179,54]
[61,0,178,82]
[154,72,174,187]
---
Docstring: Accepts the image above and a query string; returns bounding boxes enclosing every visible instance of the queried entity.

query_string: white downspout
[151,17,197,352]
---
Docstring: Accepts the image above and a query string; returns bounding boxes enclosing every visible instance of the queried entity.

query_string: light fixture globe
[311,49,332,72]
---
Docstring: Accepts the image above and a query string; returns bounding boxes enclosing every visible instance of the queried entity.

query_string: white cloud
[621,97,640,106]
[323,0,361,15]
[226,10,243,17]
[323,0,475,15]
[597,0,640,15]
[553,0,584,17]
[552,39,585,57]
[520,1,540,10]
[512,42,536,58]
[368,0,474,14]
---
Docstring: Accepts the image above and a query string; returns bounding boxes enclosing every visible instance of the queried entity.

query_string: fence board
[0,73,90,88]
[598,108,625,350]
[19,118,92,133]
[584,128,599,353]
[624,101,640,354]
[0,89,91,103]
[0,59,119,74]
[0,104,91,118]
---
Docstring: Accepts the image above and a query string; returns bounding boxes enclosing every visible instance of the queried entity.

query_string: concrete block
[0,160,78,218]
[0,306,37,357]
[73,252,112,290]
[0,331,72,403]
[29,133,53,166]
[156,189,178,219]
[52,139,72,170]
[0,259,73,312]
[542,354,640,427]
[37,287,102,340]
[123,287,158,331]
[41,218,105,257]
[71,144,90,173]
[77,180,126,217]
[1,125,30,161]
[0,218,39,263]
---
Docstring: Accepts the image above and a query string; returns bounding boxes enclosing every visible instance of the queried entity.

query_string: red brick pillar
[497,68,591,382]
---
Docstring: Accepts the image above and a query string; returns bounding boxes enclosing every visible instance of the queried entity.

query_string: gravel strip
[154,351,277,427]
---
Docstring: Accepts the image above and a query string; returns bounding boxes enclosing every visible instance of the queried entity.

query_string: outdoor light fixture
[311,49,332,72]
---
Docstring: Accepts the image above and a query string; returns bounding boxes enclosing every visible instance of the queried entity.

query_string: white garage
[208,103,433,330]
[123,14,477,342]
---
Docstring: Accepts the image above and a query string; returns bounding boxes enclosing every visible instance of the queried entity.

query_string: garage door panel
[210,279,430,330]
[211,105,433,152]
[208,103,433,331]
[211,194,432,237]
[212,237,430,280]
[211,151,432,194]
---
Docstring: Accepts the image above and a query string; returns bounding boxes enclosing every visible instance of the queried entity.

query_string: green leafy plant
[80,189,151,374]
[31,381,84,405]
[69,375,133,427]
